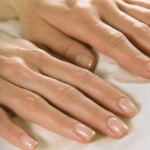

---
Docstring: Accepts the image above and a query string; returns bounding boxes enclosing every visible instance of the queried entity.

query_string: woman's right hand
[0,39,138,150]
[6,0,150,78]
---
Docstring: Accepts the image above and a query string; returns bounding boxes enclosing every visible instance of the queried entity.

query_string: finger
[102,7,150,55]
[0,77,96,143]
[86,22,150,79]
[42,6,150,79]
[0,53,138,117]
[37,52,138,117]
[0,57,129,138]
[0,107,37,150]
[124,0,150,9]
[31,22,96,70]
[117,0,150,25]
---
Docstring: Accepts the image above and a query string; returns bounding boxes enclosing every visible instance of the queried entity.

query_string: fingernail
[20,135,38,150]
[147,62,150,72]
[76,54,93,69]
[74,124,96,141]
[107,117,128,136]
[119,98,138,117]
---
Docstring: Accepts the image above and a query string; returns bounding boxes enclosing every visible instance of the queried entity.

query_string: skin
[4,0,150,76]
[0,39,137,149]
[0,0,150,149]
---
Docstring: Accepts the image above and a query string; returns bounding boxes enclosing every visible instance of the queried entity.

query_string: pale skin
[0,0,150,149]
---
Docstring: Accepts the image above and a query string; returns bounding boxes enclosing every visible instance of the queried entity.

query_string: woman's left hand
[0,39,138,149]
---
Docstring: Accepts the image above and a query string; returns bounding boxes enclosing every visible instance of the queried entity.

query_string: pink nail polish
[119,98,138,117]
[76,54,93,69]
[74,124,96,141]
[107,117,128,136]
[20,135,37,150]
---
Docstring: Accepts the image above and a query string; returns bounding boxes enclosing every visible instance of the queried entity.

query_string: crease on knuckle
[10,61,27,77]
[56,84,78,104]
[72,3,90,12]
[73,68,94,86]
[62,41,78,57]
[23,48,45,60]
[70,3,92,20]
[22,93,42,112]
[1,57,26,78]
[132,22,150,34]
[90,108,102,121]
[108,32,126,48]
[90,107,112,123]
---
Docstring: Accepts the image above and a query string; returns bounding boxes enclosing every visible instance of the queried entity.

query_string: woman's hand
[6,0,150,78]
[0,39,138,149]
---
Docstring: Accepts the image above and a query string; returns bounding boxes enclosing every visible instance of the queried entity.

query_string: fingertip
[107,117,128,138]
[20,134,38,150]
[118,97,139,117]
[75,49,97,71]
[75,54,94,70]
[73,124,96,143]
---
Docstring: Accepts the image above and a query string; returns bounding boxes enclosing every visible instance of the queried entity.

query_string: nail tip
[107,117,128,137]
[20,135,38,150]
[74,124,96,141]
[119,98,138,117]
[76,54,94,70]
[128,108,139,117]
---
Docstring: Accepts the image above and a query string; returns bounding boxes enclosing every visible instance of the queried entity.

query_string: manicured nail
[107,117,128,136]
[147,62,150,72]
[20,135,37,150]
[119,98,138,117]
[76,54,93,69]
[74,124,96,141]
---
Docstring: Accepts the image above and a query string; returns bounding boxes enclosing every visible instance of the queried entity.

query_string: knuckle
[24,48,44,59]
[62,41,79,56]
[24,48,50,68]
[70,3,92,19]
[56,84,78,103]
[73,68,94,85]
[90,108,102,120]
[90,107,112,122]
[8,59,26,76]
[132,22,150,34]
[22,93,42,112]
[108,32,126,48]
[0,57,26,77]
